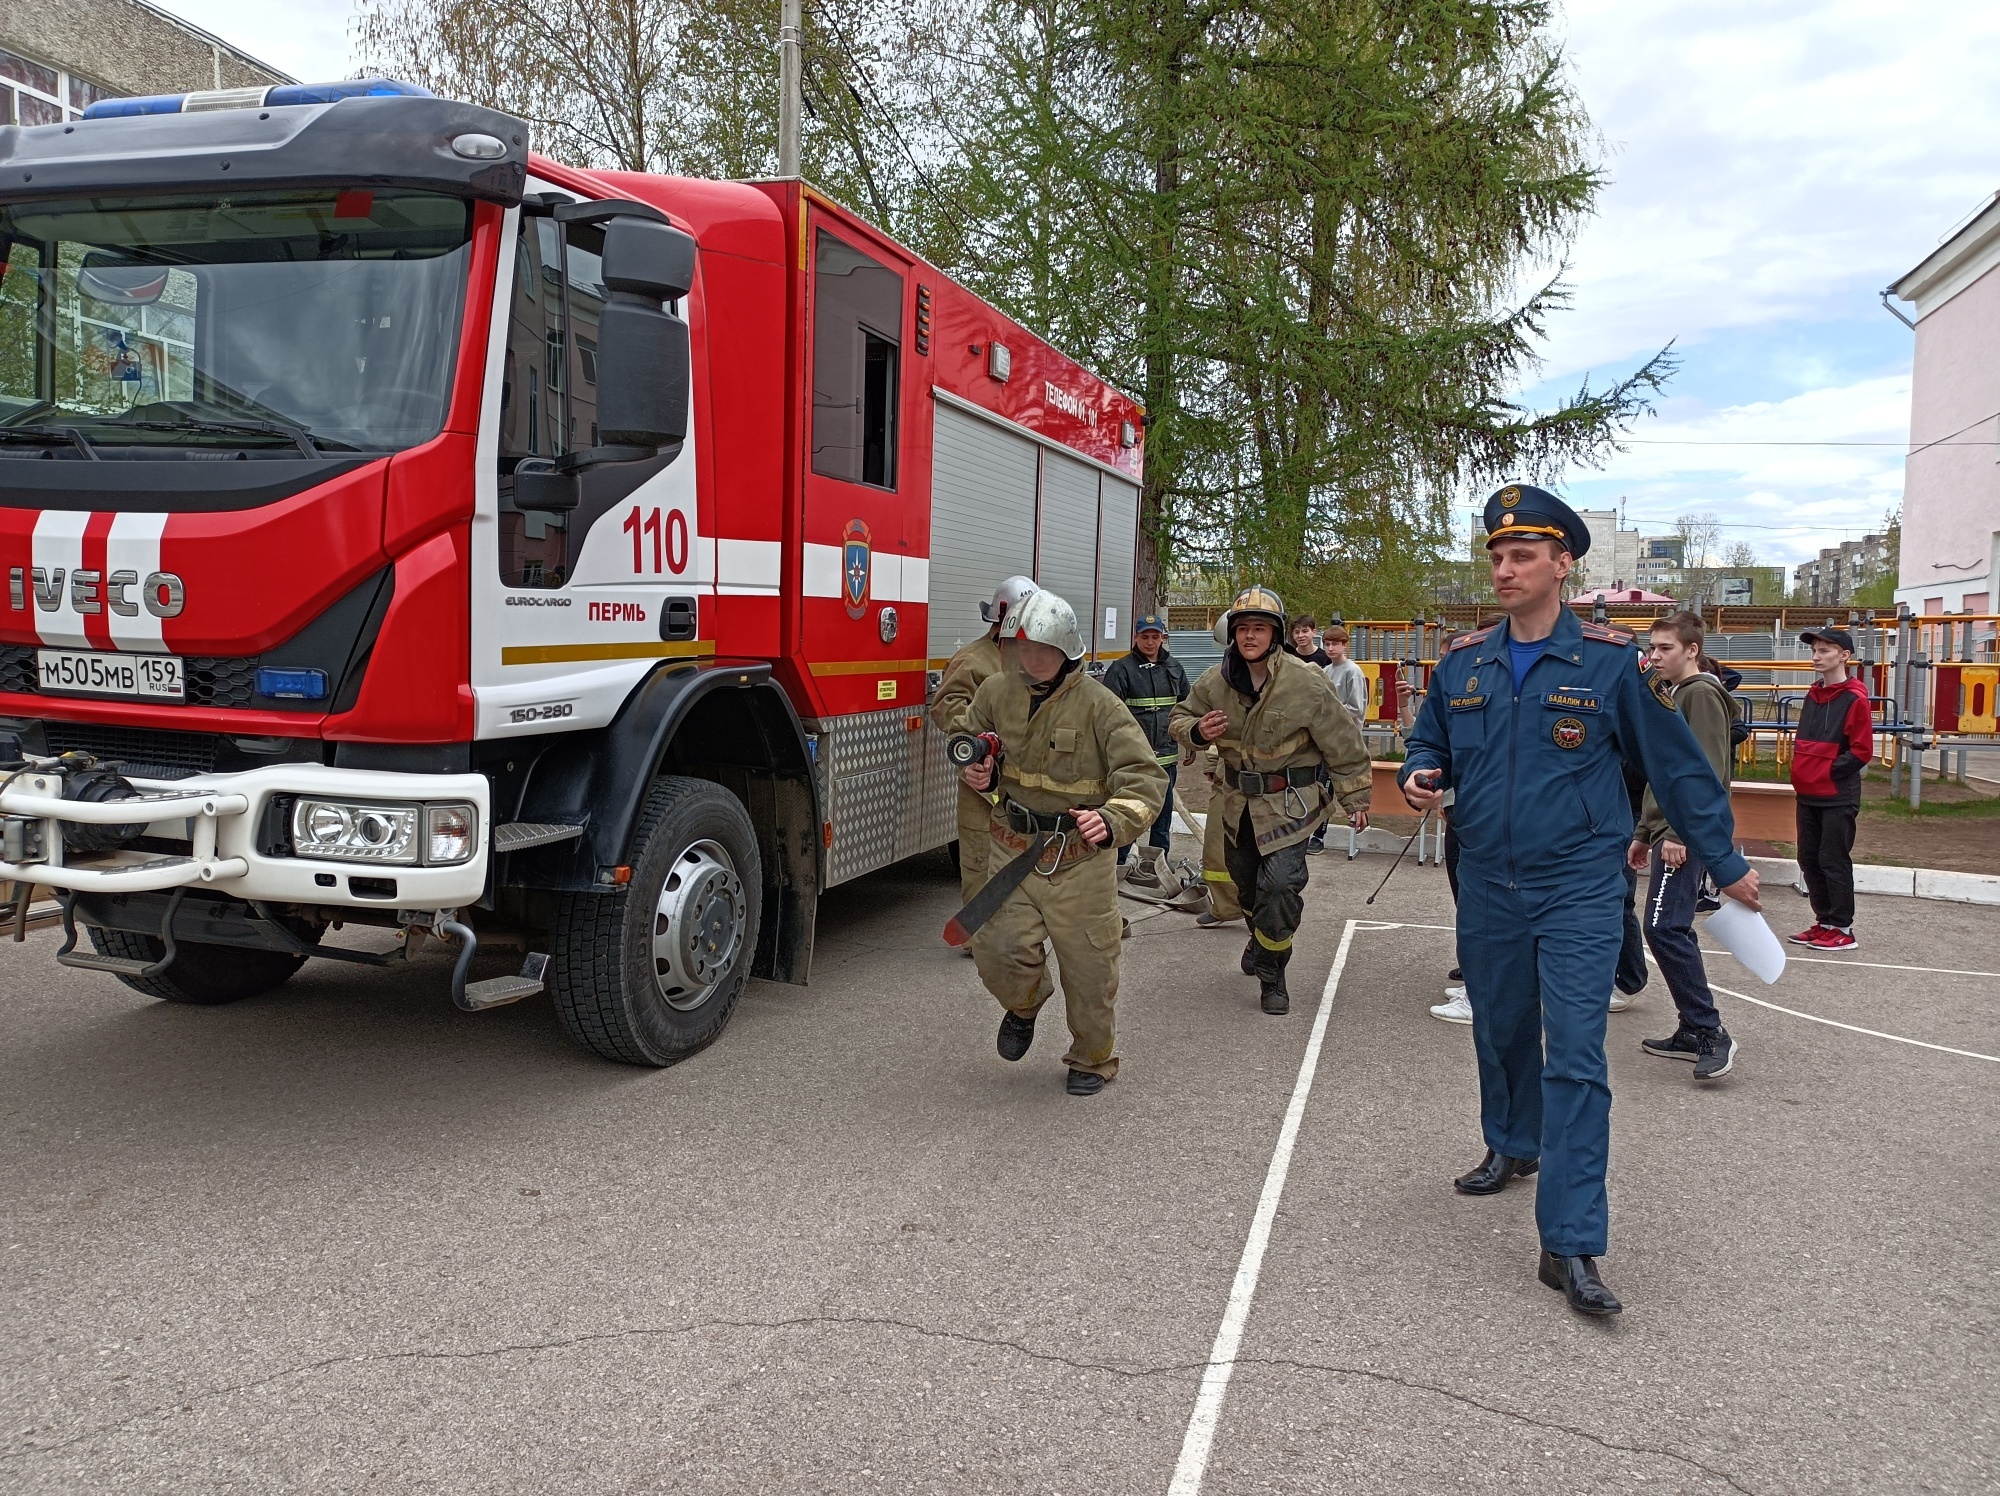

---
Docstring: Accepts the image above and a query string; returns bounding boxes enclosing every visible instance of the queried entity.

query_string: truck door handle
[660,596,698,642]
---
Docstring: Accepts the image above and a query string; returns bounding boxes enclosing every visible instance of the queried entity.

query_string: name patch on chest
[1542,689,1601,713]
[1551,716,1587,750]
[1448,694,1490,711]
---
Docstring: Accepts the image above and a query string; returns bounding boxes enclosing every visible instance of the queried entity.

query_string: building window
[1,47,115,128]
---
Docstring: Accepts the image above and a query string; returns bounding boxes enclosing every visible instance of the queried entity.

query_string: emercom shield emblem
[842,518,871,620]
[1552,716,1586,750]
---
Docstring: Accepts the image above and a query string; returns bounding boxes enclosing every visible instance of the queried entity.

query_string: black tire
[549,775,762,1066]
[86,927,306,1005]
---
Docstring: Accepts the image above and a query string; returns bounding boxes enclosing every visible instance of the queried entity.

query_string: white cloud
[143,1,358,84]
[1568,376,1909,568]
[1539,0,2000,379]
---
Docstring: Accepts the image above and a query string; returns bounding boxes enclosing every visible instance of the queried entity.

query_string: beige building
[1890,192,2000,616]
[1791,534,1894,608]
[1,0,288,125]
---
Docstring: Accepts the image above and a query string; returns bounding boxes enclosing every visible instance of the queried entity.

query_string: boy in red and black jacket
[1789,627,1873,950]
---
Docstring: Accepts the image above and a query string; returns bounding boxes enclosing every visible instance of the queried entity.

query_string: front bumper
[0,763,490,907]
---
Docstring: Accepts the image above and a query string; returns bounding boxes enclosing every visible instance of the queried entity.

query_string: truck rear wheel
[549,775,762,1066]
[85,928,306,1005]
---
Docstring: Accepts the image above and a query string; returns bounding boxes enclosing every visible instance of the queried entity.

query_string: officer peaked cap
[1483,483,1591,560]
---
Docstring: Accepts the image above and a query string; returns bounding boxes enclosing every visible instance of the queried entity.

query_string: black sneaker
[997,1009,1036,1062]
[1693,1029,1737,1080]
[1640,1026,1702,1062]
[1447,967,1463,982]
[1695,873,1721,913]
[1066,1068,1109,1096]
[1306,833,1326,855]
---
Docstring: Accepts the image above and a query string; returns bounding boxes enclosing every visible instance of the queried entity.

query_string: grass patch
[1871,794,2000,823]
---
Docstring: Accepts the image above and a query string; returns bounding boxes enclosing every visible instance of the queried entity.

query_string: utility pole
[778,0,803,177]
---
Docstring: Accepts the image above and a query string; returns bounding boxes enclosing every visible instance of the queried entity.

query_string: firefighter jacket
[966,663,1168,853]
[1170,647,1373,853]
[930,632,1003,737]
[1101,647,1191,765]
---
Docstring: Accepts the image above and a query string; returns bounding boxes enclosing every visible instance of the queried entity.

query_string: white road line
[1700,948,2000,980]
[1703,975,2000,1064]
[1168,918,1360,1496]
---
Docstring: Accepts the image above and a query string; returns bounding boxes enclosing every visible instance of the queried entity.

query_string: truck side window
[498,209,608,589]
[811,230,900,489]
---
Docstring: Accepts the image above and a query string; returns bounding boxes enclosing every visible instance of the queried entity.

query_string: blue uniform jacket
[1399,609,1750,889]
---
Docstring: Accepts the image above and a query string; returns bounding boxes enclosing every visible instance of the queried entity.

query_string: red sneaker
[1788,924,1827,946]
[1809,927,1857,951]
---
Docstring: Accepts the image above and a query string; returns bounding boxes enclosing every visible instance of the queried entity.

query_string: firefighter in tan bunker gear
[959,590,1167,1096]
[1170,586,1373,1015]
[931,576,1039,911]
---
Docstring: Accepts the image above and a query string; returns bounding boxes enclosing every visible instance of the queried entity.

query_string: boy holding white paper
[1628,612,1739,1080]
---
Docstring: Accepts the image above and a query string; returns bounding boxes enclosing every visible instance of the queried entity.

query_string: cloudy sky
[152,0,2000,573]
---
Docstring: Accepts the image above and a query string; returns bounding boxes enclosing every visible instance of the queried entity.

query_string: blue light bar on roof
[81,78,432,121]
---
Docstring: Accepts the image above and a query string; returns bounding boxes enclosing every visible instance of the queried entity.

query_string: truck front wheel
[549,776,762,1066]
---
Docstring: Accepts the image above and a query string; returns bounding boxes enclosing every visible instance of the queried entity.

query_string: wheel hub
[651,839,746,1010]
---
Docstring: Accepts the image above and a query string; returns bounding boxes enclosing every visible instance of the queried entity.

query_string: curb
[1747,856,2000,908]
[1169,813,2000,907]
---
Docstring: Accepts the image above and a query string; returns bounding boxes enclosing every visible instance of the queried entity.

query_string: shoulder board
[1580,621,1634,646]
[1445,626,1494,653]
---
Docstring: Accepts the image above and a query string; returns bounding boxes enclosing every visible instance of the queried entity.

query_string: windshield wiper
[0,424,100,460]
[106,417,332,458]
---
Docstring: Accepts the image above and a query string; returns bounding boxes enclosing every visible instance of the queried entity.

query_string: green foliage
[359,0,1657,616]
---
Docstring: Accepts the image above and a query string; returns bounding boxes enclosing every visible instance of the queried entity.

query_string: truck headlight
[294,800,419,864]
[424,803,477,866]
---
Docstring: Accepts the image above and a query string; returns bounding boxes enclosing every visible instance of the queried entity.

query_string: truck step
[459,952,551,1011]
[493,822,585,854]
[57,951,155,977]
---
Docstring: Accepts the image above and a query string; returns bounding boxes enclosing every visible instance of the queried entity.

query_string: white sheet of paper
[1705,899,1786,985]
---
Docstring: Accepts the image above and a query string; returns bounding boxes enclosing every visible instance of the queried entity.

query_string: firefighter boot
[1256,946,1292,1016]
[1240,939,1258,977]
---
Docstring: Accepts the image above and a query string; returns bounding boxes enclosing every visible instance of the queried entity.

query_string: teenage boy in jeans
[1629,613,1739,1079]
[1789,627,1872,950]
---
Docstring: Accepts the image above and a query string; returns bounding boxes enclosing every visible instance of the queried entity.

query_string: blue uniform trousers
[1457,862,1623,1258]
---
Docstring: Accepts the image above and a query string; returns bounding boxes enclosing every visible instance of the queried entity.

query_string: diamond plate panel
[809,706,959,886]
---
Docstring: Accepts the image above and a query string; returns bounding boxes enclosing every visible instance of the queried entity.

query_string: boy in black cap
[1788,627,1872,950]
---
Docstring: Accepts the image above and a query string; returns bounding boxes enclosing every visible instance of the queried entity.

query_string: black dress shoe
[1452,1149,1539,1195]
[1066,1068,1109,1096]
[997,1009,1036,1062]
[1538,1250,1623,1315]
[1240,940,1258,976]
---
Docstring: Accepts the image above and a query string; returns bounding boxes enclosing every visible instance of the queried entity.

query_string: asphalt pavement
[2,844,1995,1494]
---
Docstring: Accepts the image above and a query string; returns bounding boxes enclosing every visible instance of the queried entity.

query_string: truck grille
[0,646,257,707]
[41,723,218,779]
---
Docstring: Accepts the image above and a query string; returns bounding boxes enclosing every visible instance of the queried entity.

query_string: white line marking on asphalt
[1700,948,2000,980]
[1704,976,2000,1064]
[1168,918,1360,1496]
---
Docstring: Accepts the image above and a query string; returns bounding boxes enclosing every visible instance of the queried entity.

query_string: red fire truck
[0,81,1145,1064]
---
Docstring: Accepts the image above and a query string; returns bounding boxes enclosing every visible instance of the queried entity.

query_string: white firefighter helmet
[1223,585,1286,639]
[980,575,1039,626]
[1004,589,1087,661]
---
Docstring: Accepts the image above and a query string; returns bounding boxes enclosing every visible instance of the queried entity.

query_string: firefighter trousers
[956,784,994,905]
[1223,806,1308,976]
[971,837,1124,1079]
[1201,796,1242,920]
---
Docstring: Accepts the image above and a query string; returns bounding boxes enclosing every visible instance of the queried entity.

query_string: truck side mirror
[594,218,696,450]
[512,457,579,511]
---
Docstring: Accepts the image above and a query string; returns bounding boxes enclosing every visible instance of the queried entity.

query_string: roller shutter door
[1095,476,1139,659]
[1036,450,1099,639]
[928,402,1039,662]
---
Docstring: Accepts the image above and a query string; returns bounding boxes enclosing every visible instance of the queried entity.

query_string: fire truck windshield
[0,188,471,461]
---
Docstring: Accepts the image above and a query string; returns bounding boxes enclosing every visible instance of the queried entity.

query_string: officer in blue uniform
[1399,484,1762,1316]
